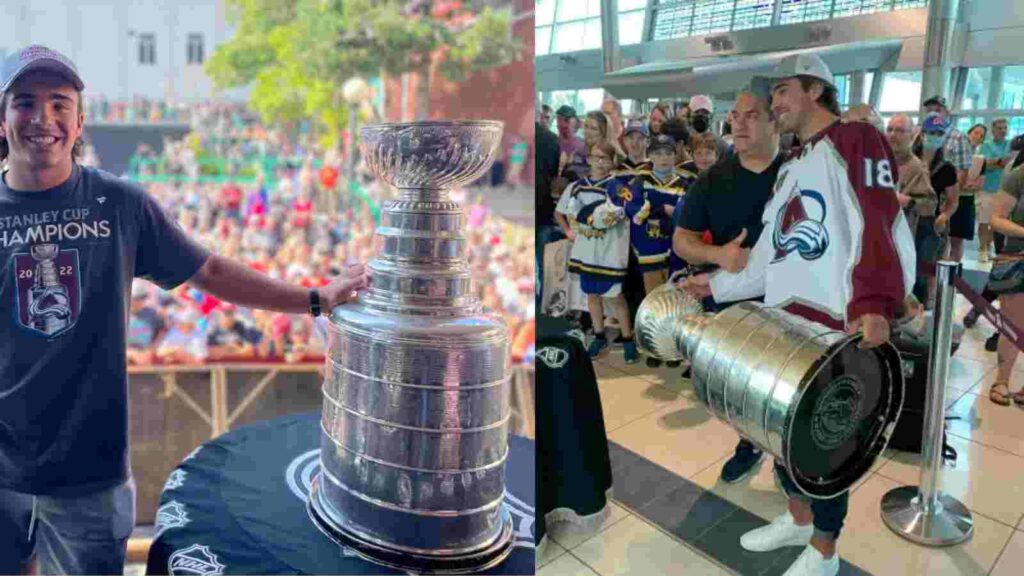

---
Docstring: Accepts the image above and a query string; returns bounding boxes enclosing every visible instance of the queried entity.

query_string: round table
[146,413,535,575]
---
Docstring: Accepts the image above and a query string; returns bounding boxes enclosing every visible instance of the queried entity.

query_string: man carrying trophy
[681,54,916,576]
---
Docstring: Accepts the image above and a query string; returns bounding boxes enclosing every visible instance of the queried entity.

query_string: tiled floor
[541,251,1024,575]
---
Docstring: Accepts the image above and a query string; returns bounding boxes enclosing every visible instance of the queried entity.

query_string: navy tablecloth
[146,412,535,575]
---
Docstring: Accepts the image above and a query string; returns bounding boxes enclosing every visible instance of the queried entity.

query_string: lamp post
[342,76,371,183]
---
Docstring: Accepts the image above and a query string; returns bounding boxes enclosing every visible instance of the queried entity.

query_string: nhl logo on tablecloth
[155,501,190,539]
[164,469,187,491]
[537,346,569,369]
[504,492,536,550]
[183,446,202,462]
[168,544,225,576]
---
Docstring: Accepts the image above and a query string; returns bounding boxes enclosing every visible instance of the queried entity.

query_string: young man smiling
[0,45,367,574]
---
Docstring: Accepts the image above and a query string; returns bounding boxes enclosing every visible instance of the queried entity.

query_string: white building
[0,0,247,102]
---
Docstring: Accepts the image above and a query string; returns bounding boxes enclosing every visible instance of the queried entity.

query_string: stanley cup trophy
[307,121,514,574]
[636,284,904,499]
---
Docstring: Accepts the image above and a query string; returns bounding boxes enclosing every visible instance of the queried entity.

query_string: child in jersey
[669,132,716,276]
[619,134,694,366]
[615,119,653,176]
[555,141,638,363]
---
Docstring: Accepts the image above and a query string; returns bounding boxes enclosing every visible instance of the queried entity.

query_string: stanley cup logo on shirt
[14,243,81,338]
[28,244,72,334]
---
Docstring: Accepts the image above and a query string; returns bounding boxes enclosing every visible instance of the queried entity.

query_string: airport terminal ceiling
[536,0,1024,128]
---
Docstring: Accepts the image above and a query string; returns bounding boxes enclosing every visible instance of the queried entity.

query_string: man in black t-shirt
[536,121,563,309]
[0,45,368,574]
[673,90,785,484]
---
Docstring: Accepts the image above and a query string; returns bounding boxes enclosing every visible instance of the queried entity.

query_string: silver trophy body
[307,121,514,573]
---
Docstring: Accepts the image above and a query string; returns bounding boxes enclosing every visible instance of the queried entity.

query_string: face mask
[692,115,709,133]
[652,166,673,180]
[923,134,944,151]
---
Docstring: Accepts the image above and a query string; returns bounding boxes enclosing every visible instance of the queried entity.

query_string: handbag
[988,258,1024,294]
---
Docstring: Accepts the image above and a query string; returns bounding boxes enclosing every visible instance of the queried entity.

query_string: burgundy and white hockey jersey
[710,121,916,330]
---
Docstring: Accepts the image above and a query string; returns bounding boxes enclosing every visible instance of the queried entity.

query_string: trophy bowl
[360,121,503,191]
[634,280,706,362]
[310,120,516,574]
[31,243,59,260]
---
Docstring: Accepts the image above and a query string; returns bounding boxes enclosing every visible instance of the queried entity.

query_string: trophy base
[307,473,515,574]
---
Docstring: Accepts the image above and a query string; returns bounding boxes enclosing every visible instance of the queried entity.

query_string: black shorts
[949,196,976,241]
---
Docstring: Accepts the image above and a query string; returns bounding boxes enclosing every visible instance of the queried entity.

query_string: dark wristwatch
[309,289,322,317]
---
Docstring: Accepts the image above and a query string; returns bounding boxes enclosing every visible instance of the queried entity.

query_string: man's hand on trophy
[848,313,891,349]
[681,273,713,298]
[322,264,370,312]
[717,228,750,273]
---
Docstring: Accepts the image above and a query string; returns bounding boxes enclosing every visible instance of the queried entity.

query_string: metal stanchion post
[880,260,973,545]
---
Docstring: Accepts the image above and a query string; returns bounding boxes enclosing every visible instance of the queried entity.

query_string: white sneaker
[781,545,840,576]
[739,512,814,552]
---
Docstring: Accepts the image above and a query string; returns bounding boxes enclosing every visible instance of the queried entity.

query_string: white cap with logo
[689,95,714,113]
[0,45,85,94]
[752,53,834,97]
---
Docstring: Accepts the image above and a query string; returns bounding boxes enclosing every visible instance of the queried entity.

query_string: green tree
[206,0,521,150]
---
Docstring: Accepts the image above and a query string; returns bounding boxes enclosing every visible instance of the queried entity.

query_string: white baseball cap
[0,45,85,94]
[752,53,834,97]
[690,95,713,113]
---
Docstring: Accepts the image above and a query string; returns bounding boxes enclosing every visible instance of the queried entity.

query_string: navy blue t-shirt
[0,164,210,495]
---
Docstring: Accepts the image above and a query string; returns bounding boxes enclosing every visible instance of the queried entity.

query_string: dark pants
[913,217,943,303]
[536,224,565,309]
[773,462,849,539]
[0,479,135,575]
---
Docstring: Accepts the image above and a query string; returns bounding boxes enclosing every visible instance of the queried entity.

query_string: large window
[545,89,608,118]
[537,0,650,55]
[879,70,922,112]
[534,0,602,56]
[540,0,929,54]
[619,0,648,46]
[1002,66,1024,110]
[654,1,774,40]
[780,0,927,25]
[186,33,205,65]
[138,33,156,65]
[961,67,992,111]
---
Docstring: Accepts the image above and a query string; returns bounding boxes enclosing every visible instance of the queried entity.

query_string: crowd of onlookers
[537,93,1024,373]
[113,107,534,367]
[84,96,252,127]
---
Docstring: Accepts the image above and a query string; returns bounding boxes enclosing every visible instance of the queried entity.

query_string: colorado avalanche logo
[13,244,81,337]
[772,188,829,263]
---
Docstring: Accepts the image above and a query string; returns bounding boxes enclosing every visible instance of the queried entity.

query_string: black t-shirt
[536,123,561,226]
[676,152,785,248]
[927,152,958,214]
[0,164,210,495]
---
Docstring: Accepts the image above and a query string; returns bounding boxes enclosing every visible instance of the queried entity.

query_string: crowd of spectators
[538,94,1023,365]
[84,96,253,127]
[112,107,534,367]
